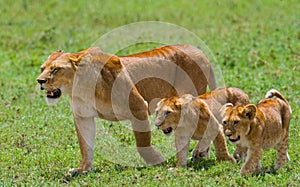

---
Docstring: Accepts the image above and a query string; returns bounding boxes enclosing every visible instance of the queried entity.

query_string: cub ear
[242,104,257,120]
[155,98,165,111]
[219,103,233,117]
[176,94,194,106]
[174,98,182,108]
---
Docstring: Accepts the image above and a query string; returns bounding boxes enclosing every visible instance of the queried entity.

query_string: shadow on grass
[254,165,278,177]
[59,160,152,183]
[187,158,217,171]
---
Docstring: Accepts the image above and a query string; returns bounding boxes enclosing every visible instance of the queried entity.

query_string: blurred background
[0,0,299,186]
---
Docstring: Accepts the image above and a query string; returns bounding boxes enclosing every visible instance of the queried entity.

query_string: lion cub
[192,87,249,160]
[155,87,249,167]
[221,89,291,176]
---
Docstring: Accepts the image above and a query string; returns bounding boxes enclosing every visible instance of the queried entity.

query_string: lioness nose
[37,79,46,84]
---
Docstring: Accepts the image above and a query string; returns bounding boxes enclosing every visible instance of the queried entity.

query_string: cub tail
[265,89,292,113]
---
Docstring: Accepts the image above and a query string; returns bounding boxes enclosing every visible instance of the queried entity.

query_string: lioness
[221,89,291,176]
[36,44,217,174]
[154,87,249,167]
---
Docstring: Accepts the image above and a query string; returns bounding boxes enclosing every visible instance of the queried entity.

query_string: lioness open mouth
[163,127,173,135]
[229,136,240,142]
[46,89,62,99]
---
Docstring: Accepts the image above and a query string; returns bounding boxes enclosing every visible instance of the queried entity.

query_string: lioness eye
[165,111,171,116]
[51,67,60,73]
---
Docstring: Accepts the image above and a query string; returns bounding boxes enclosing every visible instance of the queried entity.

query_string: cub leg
[241,147,262,177]
[275,112,290,169]
[213,131,235,163]
[191,142,211,161]
[275,134,290,169]
[175,134,190,168]
[233,145,248,162]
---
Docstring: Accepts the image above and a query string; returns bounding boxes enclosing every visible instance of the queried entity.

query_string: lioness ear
[69,49,89,69]
[220,103,233,117]
[242,104,257,120]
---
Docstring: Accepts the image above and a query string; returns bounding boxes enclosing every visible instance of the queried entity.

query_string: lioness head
[36,47,121,105]
[36,49,86,104]
[154,94,194,135]
[221,104,257,144]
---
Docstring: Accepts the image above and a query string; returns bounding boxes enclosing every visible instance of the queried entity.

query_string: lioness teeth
[47,91,54,96]
[46,89,62,98]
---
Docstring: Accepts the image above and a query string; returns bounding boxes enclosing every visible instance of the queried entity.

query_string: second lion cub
[154,87,249,167]
[221,89,292,176]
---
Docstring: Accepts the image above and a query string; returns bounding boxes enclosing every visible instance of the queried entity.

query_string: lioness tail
[265,89,292,113]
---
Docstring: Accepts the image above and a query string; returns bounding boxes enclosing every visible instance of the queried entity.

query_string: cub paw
[191,149,210,162]
[233,152,246,163]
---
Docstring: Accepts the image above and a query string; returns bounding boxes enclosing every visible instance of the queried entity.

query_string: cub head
[154,94,194,135]
[221,104,257,144]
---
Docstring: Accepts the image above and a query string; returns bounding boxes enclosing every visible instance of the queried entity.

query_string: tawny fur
[36,45,217,174]
[221,89,291,176]
[192,87,249,160]
[154,87,249,167]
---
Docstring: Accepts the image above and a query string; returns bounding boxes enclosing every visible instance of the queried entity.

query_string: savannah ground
[0,0,299,186]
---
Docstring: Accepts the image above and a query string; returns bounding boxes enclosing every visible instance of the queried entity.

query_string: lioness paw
[66,168,90,178]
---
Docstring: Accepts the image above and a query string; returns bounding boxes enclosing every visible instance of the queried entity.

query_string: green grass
[0,0,299,186]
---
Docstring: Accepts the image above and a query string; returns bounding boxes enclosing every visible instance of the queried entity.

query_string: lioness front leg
[69,116,96,175]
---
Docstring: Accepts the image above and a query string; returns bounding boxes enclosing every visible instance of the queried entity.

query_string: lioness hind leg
[133,127,165,166]
[129,91,165,166]
[213,131,235,163]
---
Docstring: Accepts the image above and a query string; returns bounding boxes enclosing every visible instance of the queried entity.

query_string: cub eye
[165,111,171,116]
[233,120,239,126]
[222,121,227,126]
[40,67,45,73]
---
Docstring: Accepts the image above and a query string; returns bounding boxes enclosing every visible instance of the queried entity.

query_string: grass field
[0,0,299,186]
